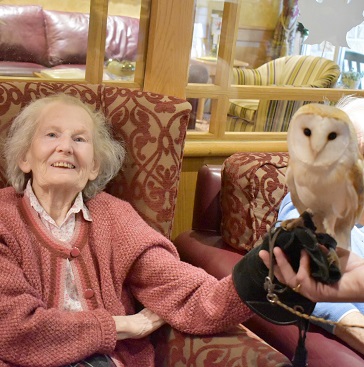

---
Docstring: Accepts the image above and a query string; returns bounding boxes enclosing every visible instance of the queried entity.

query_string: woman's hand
[259,247,364,303]
[113,308,165,340]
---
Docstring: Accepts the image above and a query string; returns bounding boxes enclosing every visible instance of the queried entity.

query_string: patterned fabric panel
[153,324,292,367]
[0,82,191,239]
[101,86,190,237]
[228,56,340,132]
[221,152,289,252]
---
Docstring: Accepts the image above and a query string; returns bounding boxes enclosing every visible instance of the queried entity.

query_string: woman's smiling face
[18,101,100,198]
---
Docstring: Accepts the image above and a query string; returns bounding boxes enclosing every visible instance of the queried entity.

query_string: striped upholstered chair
[227,55,340,132]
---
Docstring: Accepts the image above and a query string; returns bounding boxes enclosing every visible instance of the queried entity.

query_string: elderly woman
[0,94,252,367]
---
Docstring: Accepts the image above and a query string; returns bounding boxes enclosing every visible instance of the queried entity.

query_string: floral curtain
[270,0,299,60]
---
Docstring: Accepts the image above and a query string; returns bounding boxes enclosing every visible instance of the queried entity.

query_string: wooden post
[85,0,108,83]
[143,0,195,98]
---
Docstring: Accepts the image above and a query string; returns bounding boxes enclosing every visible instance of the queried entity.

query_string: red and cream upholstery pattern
[153,324,291,367]
[227,55,340,132]
[0,82,190,239]
[221,152,289,252]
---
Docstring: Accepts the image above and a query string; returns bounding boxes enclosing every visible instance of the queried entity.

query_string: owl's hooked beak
[309,135,327,157]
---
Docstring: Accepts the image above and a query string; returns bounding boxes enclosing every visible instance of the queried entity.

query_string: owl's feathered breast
[286,103,364,245]
[287,157,360,218]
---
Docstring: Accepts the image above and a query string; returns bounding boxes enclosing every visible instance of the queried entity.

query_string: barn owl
[282,103,364,252]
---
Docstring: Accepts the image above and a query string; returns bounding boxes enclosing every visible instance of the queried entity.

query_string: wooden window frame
[1,0,364,155]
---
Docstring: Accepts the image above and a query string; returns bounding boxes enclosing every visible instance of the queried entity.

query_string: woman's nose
[56,136,73,154]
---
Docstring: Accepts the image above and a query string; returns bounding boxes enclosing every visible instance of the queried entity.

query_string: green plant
[297,22,309,37]
[341,69,364,81]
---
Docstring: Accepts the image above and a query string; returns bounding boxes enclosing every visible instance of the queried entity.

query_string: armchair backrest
[231,56,340,131]
[0,82,191,239]
[233,55,340,88]
[277,55,340,87]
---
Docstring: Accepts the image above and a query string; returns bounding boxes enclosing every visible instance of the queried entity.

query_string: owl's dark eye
[303,128,311,137]
[328,132,337,140]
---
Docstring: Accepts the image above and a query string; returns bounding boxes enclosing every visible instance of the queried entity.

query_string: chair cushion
[227,99,259,131]
[221,152,289,252]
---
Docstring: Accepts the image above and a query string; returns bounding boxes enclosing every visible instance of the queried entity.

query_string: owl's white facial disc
[288,113,352,167]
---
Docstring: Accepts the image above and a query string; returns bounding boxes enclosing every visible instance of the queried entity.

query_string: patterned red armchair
[0,82,291,367]
[174,152,364,366]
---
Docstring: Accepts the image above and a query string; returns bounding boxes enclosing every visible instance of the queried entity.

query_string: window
[0,0,149,87]
[186,0,364,142]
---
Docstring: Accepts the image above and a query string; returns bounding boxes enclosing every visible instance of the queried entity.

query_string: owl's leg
[327,248,340,270]
[280,209,314,231]
[322,217,336,241]
[281,217,305,231]
[318,229,341,273]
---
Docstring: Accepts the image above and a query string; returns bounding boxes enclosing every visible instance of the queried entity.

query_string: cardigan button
[70,247,81,257]
[84,289,95,299]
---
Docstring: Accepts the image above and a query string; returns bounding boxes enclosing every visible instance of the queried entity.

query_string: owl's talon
[327,248,340,270]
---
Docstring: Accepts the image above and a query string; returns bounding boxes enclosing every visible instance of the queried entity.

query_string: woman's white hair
[336,95,364,156]
[4,94,126,200]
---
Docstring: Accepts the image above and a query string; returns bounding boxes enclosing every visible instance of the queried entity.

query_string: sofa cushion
[44,10,139,67]
[221,152,289,252]
[0,5,48,66]
[104,15,139,61]
[43,10,90,67]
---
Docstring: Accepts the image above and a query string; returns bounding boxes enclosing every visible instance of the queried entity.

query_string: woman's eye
[74,137,86,142]
[47,132,57,138]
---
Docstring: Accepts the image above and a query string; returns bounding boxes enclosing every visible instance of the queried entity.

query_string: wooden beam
[143,0,194,98]
[85,0,108,83]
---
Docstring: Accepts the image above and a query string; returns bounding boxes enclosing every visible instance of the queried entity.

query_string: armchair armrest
[153,324,292,367]
[232,67,265,85]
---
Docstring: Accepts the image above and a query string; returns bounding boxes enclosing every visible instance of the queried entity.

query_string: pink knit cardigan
[0,187,252,367]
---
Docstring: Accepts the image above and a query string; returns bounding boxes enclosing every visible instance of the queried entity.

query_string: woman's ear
[18,154,31,173]
[88,159,100,181]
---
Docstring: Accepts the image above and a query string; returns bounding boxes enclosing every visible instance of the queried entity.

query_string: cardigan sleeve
[0,242,117,367]
[127,245,252,334]
[93,195,253,335]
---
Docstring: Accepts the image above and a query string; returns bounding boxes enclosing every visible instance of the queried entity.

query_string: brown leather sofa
[0,5,139,77]
[174,152,364,366]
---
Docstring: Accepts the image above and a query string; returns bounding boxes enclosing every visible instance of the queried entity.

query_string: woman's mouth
[51,162,75,169]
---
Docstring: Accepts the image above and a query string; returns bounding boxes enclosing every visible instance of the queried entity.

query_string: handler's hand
[113,308,165,340]
[259,247,364,303]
